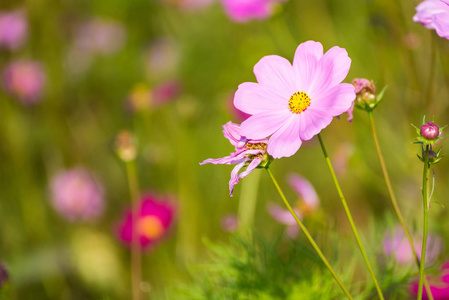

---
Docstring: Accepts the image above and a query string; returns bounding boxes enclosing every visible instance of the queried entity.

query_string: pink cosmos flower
[153,80,181,106]
[234,41,355,159]
[221,213,239,232]
[268,173,318,238]
[200,121,268,196]
[50,168,104,221]
[117,194,176,248]
[0,11,27,50]
[411,262,449,299]
[2,60,45,105]
[413,0,449,40]
[228,92,251,122]
[383,227,442,265]
[220,0,278,23]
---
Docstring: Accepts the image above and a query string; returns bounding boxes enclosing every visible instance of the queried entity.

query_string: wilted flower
[421,122,440,140]
[117,194,176,248]
[0,10,27,50]
[200,122,270,196]
[220,0,280,23]
[383,227,442,265]
[411,261,449,300]
[2,60,45,104]
[413,0,449,40]
[234,41,355,158]
[50,168,104,221]
[0,262,8,288]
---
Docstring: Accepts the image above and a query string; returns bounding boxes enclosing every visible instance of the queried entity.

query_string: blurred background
[1,0,449,299]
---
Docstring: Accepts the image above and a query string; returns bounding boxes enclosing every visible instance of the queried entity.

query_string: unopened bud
[420,122,440,140]
[352,78,377,110]
[115,130,137,162]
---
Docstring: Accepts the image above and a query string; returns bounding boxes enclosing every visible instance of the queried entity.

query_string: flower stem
[266,167,353,300]
[238,169,261,233]
[126,161,142,300]
[368,111,434,299]
[418,145,431,300]
[317,133,384,300]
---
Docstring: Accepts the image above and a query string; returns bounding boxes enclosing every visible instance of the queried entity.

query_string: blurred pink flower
[0,262,8,288]
[153,80,181,106]
[117,195,176,248]
[220,0,285,23]
[228,92,251,122]
[50,168,104,221]
[234,40,355,158]
[2,60,45,104]
[0,10,27,50]
[200,122,268,196]
[220,213,239,232]
[413,0,449,40]
[411,262,449,299]
[175,0,215,11]
[288,173,319,215]
[333,142,354,176]
[383,227,442,265]
[67,18,126,74]
[267,203,301,238]
[144,37,180,80]
[268,173,318,238]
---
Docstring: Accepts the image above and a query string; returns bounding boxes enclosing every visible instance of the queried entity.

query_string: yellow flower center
[137,216,164,239]
[288,91,311,114]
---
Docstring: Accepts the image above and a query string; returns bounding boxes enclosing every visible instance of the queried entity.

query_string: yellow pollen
[244,142,267,151]
[288,91,311,114]
[137,216,164,239]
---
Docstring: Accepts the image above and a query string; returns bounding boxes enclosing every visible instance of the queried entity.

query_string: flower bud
[115,130,137,162]
[420,122,439,140]
[352,78,377,110]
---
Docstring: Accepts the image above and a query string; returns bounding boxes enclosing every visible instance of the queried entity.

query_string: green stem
[266,167,353,300]
[368,112,434,299]
[317,133,384,300]
[238,169,261,233]
[126,161,142,300]
[418,146,431,300]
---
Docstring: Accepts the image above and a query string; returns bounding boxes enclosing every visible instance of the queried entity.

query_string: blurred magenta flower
[220,0,287,23]
[413,0,449,40]
[234,41,355,159]
[411,261,449,299]
[153,80,181,106]
[383,227,442,265]
[0,262,8,288]
[220,213,239,232]
[267,203,301,238]
[117,194,176,248]
[50,168,104,221]
[268,173,318,238]
[200,121,269,196]
[144,37,180,80]
[0,10,27,50]
[2,60,45,104]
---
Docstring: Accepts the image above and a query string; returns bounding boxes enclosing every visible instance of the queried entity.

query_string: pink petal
[229,159,248,196]
[292,41,323,92]
[288,173,319,209]
[267,114,302,158]
[310,83,355,116]
[222,121,243,147]
[240,110,291,140]
[299,109,333,140]
[234,82,288,115]
[237,156,262,179]
[267,203,301,226]
[433,13,449,38]
[253,55,296,97]
[308,46,351,97]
